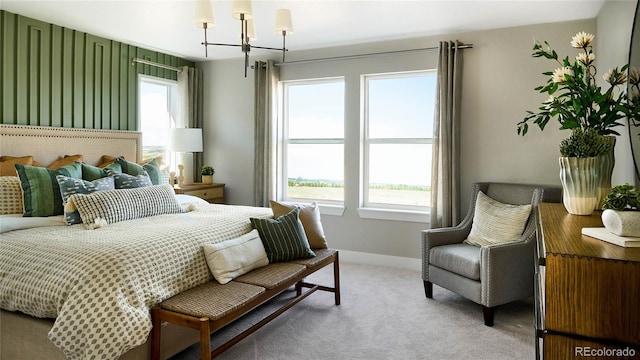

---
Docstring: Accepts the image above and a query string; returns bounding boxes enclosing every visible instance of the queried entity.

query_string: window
[138,76,178,169]
[362,71,436,211]
[280,78,345,203]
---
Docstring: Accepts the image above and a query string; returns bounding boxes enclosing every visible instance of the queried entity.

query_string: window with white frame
[362,71,436,211]
[280,78,345,203]
[138,75,178,170]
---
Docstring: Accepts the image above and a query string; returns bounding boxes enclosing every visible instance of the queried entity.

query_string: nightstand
[174,183,225,204]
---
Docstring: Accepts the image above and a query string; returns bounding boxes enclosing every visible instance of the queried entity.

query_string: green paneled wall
[0,10,194,130]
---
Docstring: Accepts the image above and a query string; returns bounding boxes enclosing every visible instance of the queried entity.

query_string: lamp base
[177,164,185,188]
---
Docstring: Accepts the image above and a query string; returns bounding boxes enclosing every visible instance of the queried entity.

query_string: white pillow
[0,214,64,233]
[203,229,269,284]
[175,194,209,206]
[464,191,532,247]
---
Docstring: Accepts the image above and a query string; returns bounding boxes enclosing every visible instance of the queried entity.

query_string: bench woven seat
[151,250,340,360]
[161,281,265,320]
[290,248,337,268]
[234,263,306,289]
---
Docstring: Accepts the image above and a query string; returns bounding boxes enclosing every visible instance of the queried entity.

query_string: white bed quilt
[0,203,273,360]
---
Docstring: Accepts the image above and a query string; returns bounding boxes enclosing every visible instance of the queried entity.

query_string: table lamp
[169,128,203,187]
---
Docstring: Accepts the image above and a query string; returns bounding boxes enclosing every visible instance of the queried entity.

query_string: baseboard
[337,250,421,272]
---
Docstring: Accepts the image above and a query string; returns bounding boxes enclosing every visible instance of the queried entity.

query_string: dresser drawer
[184,187,224,202]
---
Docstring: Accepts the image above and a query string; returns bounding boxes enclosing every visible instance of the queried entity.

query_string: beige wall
[199,14,636,264]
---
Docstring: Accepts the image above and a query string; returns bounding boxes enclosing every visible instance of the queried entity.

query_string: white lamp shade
[195,0,216,29]
[274,9,293,35]
[169,128,203,153]
[239,18,257,41]
[232,0,253,20]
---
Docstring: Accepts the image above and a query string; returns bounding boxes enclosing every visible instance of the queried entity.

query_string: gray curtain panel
[430,41,463,228]
[253,60,279,207]
[178,66,204,183]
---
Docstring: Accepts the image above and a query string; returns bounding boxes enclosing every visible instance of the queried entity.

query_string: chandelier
[195,0,293,77]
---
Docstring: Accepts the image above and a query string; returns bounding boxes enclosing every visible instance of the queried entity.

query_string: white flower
[571,32,594,48]
[629,67,640,85]
[576,52,595,65]
[604,69,627,85]
[552,67,572,83]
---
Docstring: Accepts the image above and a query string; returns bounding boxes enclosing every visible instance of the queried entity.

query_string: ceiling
[1,0,608,62]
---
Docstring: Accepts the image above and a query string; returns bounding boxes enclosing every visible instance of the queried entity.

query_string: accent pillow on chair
[463,191,532,247]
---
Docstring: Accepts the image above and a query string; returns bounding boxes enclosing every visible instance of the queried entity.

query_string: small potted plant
[201,165,215,184]
[601,184,640,237]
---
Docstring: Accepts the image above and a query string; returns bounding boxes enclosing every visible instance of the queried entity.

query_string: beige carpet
[170,262,534,360]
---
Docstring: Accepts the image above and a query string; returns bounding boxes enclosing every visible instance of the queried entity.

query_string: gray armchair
[421,182,561,326]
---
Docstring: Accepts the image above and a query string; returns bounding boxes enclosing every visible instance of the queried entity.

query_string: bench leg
[151,307,161,360]
[295,280,302,296]
[334,252,341,305]
[199,317,211,360]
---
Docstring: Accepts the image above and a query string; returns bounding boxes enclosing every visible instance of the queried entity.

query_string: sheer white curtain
[253,60,279,207]
[430,41,464,228]
[177,66,204,183]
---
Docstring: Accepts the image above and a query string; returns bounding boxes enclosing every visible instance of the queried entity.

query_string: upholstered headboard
[0,125,142,166]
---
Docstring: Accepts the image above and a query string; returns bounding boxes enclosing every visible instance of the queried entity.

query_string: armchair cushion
[463,191,532,247]
[430,244,481,280]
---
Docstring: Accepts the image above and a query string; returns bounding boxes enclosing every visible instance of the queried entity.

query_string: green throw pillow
[115,157,162,185]
[15,162,82,217]
[142,158,163,185]
[111,172,153,189]
[81,162,122,181]
[56,175,115,224]
[250,208,315,262]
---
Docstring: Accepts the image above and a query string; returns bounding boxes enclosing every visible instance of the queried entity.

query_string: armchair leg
[482,306,494,327]
[423,281,433,299]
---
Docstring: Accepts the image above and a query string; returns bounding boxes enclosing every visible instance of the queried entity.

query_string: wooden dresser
[535,203,640,359]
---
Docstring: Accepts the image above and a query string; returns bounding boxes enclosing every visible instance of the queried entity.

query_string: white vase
[602,209,640,237]
[559,157,599,215]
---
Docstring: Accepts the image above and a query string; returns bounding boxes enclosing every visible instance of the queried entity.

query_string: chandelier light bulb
[232,0,254,20]
[240,18,257,41]
[195,0,215,29]
[274,9,293,35]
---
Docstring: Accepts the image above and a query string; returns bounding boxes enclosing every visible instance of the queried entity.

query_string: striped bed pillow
[15,162,82,217]
[250,207,315,262]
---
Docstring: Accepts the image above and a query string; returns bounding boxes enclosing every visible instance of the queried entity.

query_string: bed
[0,125,273,359]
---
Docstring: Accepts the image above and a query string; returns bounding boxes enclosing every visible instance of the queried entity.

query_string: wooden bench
[151,249,340,359]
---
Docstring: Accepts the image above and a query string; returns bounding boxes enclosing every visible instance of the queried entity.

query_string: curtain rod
[131,58,183,73]
[273,44,473,67]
